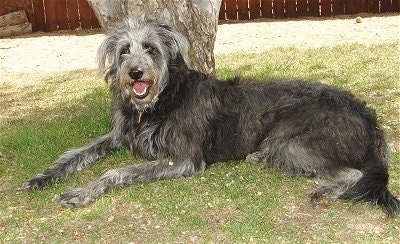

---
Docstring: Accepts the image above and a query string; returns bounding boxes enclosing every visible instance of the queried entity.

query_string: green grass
[0,43,399,242]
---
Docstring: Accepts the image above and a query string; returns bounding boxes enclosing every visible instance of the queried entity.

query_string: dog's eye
[143,44,155,53]
[121,47,130,55]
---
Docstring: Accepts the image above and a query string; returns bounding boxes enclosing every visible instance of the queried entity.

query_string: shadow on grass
[0,44,399,242]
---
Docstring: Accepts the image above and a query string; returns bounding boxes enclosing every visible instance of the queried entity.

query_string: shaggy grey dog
[23,18,399,217]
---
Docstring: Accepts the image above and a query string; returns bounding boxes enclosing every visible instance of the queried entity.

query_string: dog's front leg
[58,159,206,207]
[23,132,122,189]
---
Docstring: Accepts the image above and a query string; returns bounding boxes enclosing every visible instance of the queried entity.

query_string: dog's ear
[158,24,191,68]
[97,28,120,77]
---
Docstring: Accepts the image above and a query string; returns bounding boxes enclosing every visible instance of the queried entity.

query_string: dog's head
[98,17,190,111]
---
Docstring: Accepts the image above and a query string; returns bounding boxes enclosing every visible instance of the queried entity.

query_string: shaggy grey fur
[23,18,399,217]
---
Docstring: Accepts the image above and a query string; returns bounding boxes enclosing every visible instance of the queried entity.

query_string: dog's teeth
[133,87,147,96]
[132,82,149,96]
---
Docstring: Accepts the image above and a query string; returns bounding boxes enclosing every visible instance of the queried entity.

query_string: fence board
[356,0,367,12]
[345,0,357,14]
[273,0,285,18]
[32,0,46,31]
[332,0,344,15]
[78,0,91,28]
[320,0,332,17]
[0,0,31,16]
[296,0,308,17]
[393,0,400,11]
[368,0,379,13]
[1,0,398,32]
[55,0,69,30]
[380,0,391,12]
[308,0,320,16]
[260,0,272,18]
[286,0,297,18]
[248,0,260,19]
[66,0,80,29]
[237,0,248,20]
[44,0,57,31]
[219,0,226,20]
[225,0,236,20]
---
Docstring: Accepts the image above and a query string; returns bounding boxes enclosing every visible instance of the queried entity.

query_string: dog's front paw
[58,188,94,208]
[22,174,52,190]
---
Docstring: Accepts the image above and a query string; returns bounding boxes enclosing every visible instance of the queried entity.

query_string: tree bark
[87,0,222,77]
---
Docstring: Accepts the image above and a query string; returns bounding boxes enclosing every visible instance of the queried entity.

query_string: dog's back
[163,71,399,216]
[23,18,399,216]
[199,77,399,216]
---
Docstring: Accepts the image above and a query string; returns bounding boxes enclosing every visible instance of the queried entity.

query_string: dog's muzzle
[128,69,154,99]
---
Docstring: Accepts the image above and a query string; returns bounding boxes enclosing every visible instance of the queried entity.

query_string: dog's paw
[22,174,52,190]
[310,190,335,206]
[58,188,94,208]
[245,152,262,164]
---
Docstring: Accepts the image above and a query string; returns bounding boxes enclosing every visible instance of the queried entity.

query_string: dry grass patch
[0,43,399,243]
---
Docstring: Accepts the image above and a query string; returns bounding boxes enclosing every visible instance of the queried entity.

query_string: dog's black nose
[129,69,143,80]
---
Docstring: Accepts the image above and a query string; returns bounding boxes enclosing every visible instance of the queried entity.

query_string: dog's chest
[122,118,164,160]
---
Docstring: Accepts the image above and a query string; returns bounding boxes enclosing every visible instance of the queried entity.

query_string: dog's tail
[340,127,400,217]
[340,163,400,217]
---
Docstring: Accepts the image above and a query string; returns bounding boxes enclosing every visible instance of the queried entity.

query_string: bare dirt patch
[216,14,399,53]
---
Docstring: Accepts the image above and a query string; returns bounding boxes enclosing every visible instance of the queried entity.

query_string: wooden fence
[220,0,400,20]
[0,0,100,32]
[0,0,399,33]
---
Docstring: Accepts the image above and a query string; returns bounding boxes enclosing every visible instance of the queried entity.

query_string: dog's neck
[132,56,191,126]
[135,110,143,124]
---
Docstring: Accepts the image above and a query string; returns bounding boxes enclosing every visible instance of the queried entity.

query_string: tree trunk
[87,0,222,77]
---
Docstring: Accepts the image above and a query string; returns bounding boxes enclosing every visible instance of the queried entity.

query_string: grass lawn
[0,43,399,242]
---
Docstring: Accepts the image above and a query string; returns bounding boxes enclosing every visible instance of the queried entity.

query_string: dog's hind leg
[23,132,122,189]
[58,159,206,207]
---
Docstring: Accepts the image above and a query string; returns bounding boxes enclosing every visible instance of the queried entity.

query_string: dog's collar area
[134,110,144,124]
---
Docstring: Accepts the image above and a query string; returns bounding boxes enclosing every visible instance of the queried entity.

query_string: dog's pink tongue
[132,82,149,96]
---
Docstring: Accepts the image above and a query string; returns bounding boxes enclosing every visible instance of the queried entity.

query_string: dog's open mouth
[130,80,154,99]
